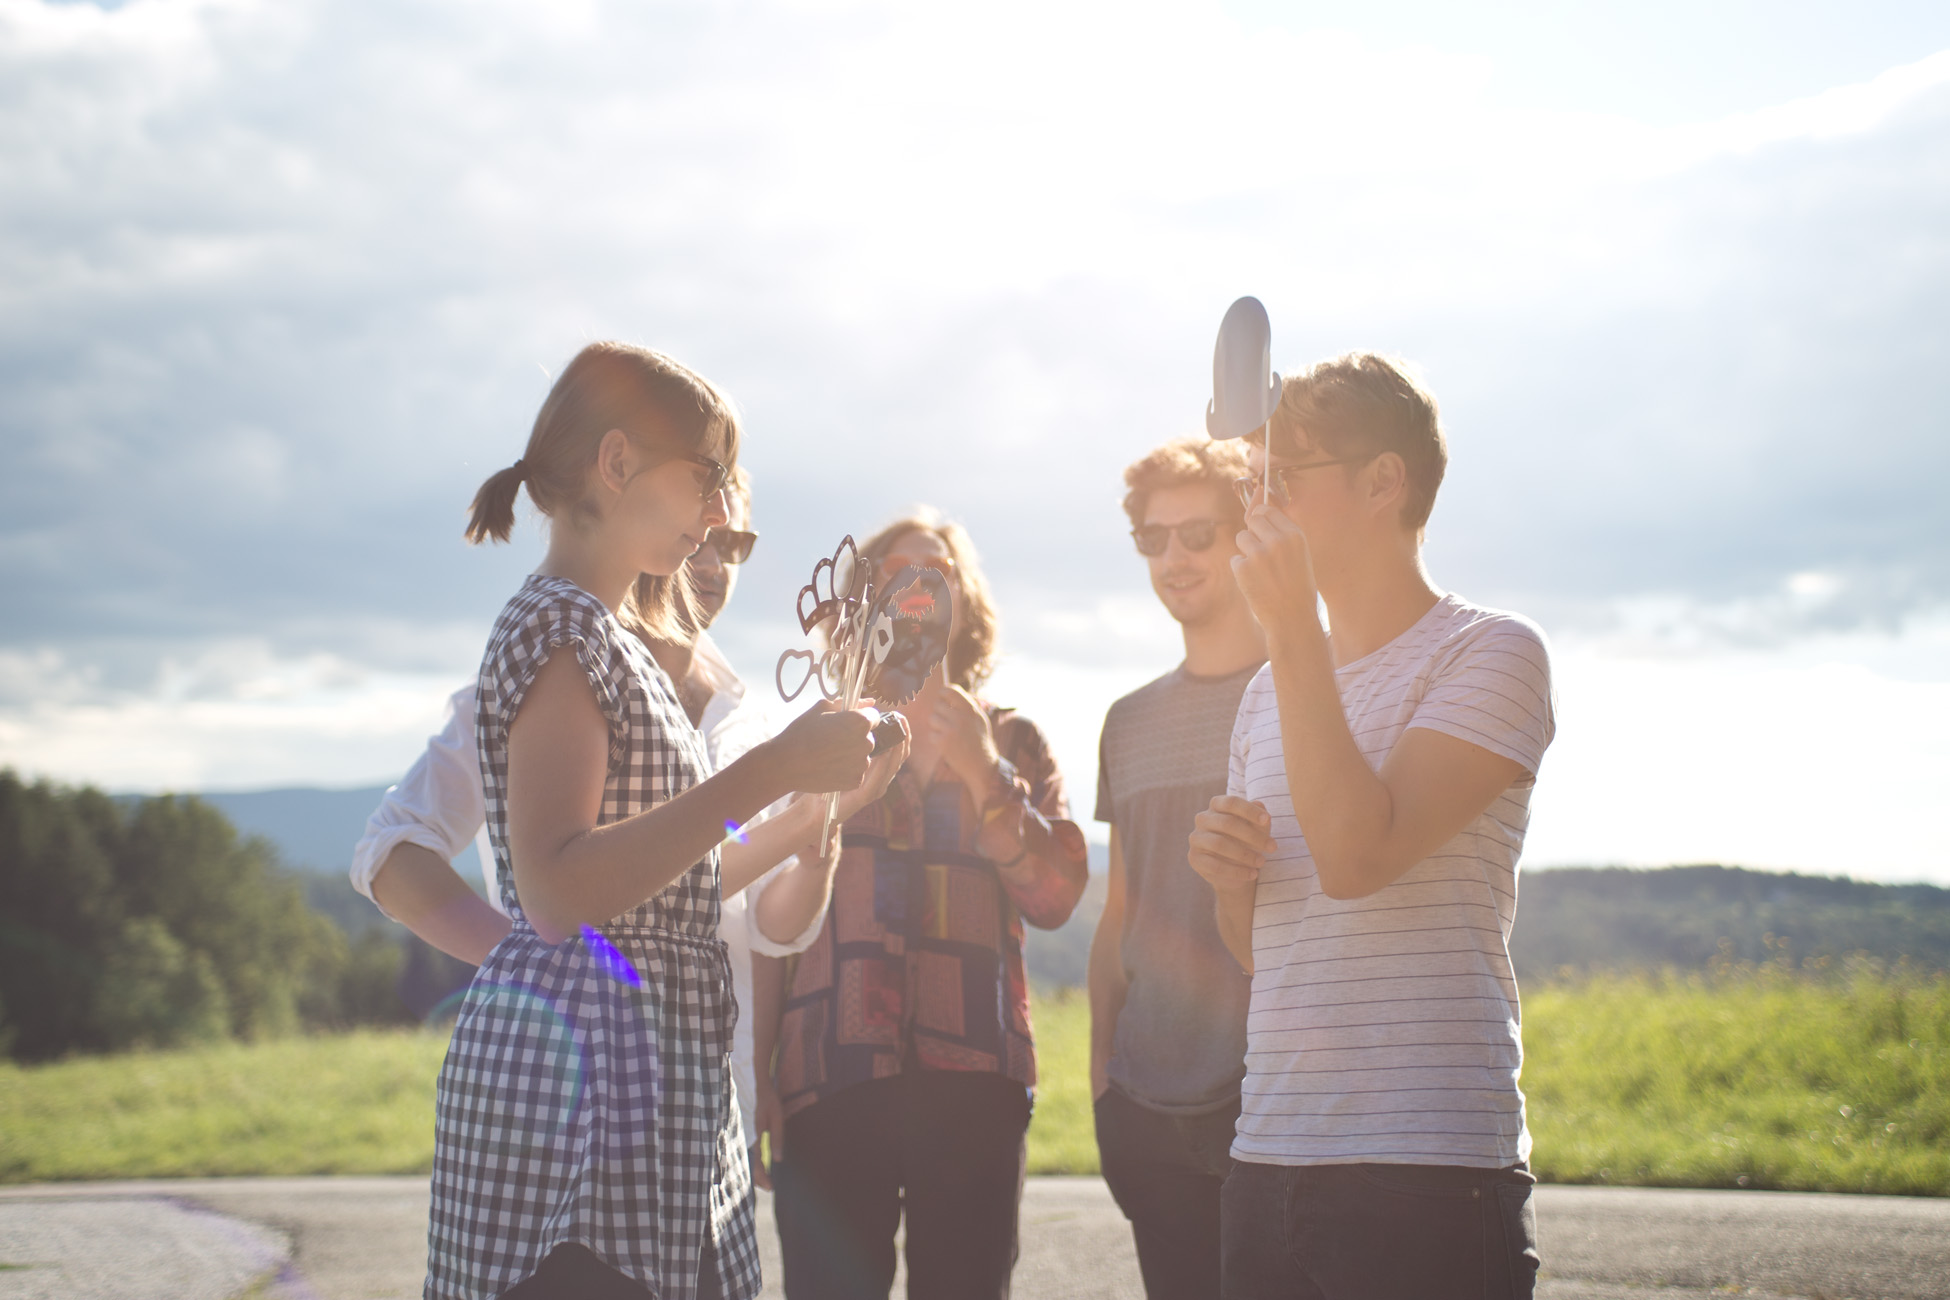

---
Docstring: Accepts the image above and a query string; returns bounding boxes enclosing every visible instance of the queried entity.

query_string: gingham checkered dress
[425,576,760,1300]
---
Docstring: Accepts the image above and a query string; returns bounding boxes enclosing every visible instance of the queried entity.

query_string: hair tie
[510,458,526,481]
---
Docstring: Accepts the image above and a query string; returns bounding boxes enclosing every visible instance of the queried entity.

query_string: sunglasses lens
[1132,527,1167,556]
[1181,521,1217,551]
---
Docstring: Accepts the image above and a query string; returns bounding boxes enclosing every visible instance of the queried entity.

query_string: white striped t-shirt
[1229,593,1554,1169]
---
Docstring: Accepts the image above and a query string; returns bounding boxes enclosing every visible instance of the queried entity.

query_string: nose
[702,488,730,529]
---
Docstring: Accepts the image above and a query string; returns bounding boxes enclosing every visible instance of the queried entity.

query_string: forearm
[721,796,822,898]
[520,745,790,942]
[752,844,838,946]
[371,843,513,965]
[1268,618,1396,899]
[1214,885,1256,973]
[1087,914,1128,1083]
[990,808,1089,928]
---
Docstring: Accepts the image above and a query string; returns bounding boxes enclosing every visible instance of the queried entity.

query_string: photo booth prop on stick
[1207,295,1283,506]
[776,534,953,847]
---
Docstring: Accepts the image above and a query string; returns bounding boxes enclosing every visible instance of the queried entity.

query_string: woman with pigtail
[426,342,897,1300]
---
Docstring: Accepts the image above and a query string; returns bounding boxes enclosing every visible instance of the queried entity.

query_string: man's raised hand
[1189,795,1276,898]
[1231,503,1323,643]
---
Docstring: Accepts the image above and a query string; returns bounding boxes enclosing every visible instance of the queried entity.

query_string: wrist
[1263,607,1328,661]
[748,739,796,806]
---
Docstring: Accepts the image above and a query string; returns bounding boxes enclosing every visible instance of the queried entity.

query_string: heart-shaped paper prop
[860,566,953,707]
[776,649,821,702]
[1206,296,1283,440]
[796,536,865,634]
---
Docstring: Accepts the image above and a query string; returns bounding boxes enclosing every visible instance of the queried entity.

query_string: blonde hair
[857,509,999,692]
[1267,352,1446,533]
[1122,436,1251,529]
[466,341,742,639]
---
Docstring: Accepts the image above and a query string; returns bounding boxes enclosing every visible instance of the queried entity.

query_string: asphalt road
[2,1176,1947,1299]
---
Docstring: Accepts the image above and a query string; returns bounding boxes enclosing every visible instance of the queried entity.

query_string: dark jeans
[499,1245,651,1300]
[773,1070,1032,1300]
[1220,1159,1539,1300]
[1094,1084,1239,1300]
[498,1241,722,1300]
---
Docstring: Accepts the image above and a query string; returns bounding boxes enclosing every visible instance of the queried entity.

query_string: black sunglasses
[1132,518,1220,557]
[684,453,731,501]
[704,527,757,565]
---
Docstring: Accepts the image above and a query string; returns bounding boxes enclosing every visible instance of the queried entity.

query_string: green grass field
[3,974,1945,1192]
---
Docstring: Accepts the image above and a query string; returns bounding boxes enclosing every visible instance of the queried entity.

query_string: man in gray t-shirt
[1090,437,1263,1300]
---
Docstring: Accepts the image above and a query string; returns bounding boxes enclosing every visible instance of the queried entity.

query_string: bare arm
[509,652,874,944]
[1233,507,1525,900]
[370,843,513,965]
[1087,828,1129,1100]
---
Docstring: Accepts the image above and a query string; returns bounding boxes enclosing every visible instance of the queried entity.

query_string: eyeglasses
[1131,519,1220,557]
[702,527,757,565]
[683,453,731,502]
[879,553,956,585]
[1233,456,1369,510]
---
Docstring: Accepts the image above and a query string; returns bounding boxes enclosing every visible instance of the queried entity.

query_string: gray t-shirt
[1096,661,1261,1114]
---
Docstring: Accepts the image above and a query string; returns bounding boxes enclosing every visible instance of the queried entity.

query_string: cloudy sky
[3,0,1947,883]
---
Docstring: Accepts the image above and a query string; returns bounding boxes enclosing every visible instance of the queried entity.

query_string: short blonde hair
[1122,436,1251,530]
[857,509,999,692]
[1267,353,1446,533]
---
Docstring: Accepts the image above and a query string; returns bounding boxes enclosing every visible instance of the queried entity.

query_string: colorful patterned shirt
[775,706,1089,1114]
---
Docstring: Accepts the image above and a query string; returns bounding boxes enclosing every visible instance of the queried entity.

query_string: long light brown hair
[857,508,999,693]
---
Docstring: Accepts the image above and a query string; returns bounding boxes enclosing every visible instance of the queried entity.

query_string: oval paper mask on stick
[859,566,953,708]
[1206,295,1282,441]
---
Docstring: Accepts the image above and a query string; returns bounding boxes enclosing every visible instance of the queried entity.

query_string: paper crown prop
[1206,296,1282,440]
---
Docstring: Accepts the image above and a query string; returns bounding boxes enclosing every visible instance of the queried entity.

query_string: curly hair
[1121,436,1252,530]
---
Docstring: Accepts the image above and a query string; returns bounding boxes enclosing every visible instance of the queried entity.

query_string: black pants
[1220,1159,1540,1300]
[499,1241,721,1300]
[1094,1085,1239,1300]
[773,1070,1032,1300]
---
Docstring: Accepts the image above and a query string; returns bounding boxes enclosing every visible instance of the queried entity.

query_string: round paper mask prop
[859,565,952,708]
[1206,295,1282,441]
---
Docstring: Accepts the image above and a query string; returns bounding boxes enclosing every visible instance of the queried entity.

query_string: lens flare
[723,819,750,846]
[580,926,643,988]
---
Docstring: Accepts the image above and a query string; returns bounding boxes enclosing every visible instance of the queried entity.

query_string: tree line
[0,770,472,1062]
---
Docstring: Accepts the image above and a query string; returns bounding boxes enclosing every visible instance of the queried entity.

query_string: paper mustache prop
[1207,295,1282,441]
[776,536,954,848]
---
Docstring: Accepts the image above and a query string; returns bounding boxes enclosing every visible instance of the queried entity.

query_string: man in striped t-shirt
[1189,354,1555,1300]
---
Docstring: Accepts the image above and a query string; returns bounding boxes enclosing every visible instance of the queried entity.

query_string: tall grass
[1524,963,1950,1195]
[0,1032,447,1181]
[3,973,1945,1193]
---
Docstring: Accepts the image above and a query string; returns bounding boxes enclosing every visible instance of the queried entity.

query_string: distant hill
[1022,863,1950,990]
[172,788,1950,986]
[189,785,486,885]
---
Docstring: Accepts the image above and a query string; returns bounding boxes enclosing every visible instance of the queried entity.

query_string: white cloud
[2,0,1948,878]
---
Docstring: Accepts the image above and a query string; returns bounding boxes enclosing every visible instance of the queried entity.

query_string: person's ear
[595,429,634,495]
[1366,451,1407,521]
